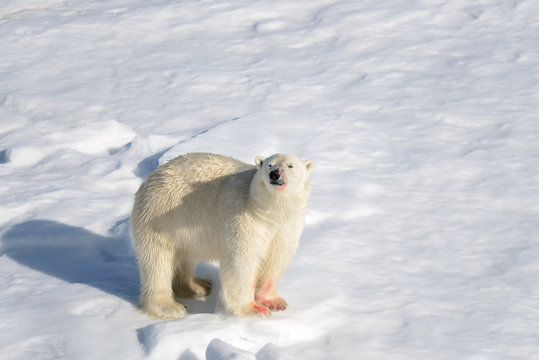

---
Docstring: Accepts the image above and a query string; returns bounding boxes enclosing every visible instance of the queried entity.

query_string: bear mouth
[270,179,287,191]
[268,169,287,190]
[270,179,286,187]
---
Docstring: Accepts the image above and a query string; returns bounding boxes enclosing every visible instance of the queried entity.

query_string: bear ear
[255,156,265,168]
[304,160,315,172]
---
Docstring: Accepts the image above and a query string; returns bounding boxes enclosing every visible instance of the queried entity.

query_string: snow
[1,0,539,359]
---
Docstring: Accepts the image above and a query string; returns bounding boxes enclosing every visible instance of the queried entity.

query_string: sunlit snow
[1,1,539,359]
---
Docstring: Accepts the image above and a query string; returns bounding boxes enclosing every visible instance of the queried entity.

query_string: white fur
[130,152,314,319]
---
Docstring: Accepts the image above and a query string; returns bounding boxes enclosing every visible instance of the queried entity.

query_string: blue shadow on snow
[1,219,140,304]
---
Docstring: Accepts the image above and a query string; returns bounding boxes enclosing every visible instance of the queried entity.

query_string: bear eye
[288,164,294,169]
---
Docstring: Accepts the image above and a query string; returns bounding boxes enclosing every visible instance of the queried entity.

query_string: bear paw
[174,277,211,299]
[232,302,271,318]
[258,297,288,312]
[249,302,272,317]
[192,277,212,298]
[141,300,187,320]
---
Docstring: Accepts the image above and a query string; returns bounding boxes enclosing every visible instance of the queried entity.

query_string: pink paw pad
[251,302,270,316]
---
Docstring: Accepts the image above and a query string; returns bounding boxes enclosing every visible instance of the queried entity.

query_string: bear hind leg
[138,243,187,320]
[173,277,211,299]
[172,256,211,299]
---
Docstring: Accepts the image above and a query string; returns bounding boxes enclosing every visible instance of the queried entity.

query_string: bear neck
[248,173,309,219]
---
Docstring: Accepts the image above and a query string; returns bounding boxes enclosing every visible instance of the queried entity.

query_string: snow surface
[1,0,539,359]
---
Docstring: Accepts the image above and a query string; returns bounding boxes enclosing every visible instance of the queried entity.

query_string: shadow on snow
[0,219,221,315]
[1,219,140,303]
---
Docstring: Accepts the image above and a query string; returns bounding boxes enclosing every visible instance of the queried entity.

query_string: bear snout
[269,169,281,181]
[269,169,286,187]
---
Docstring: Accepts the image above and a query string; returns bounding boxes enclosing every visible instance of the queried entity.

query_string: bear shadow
[0,219,220,314]
[134,147,172,179]
[1,219,140,304]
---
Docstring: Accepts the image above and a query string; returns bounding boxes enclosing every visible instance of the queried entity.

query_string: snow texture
[1,0,539,359]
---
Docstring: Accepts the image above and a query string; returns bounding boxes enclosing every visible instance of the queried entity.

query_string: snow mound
[136,312,329,360]
[206,339,303,360]
[6,120,135,167]
[206,338,255,360]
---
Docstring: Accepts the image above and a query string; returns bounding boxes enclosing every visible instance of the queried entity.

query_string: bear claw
[259,297,288,312]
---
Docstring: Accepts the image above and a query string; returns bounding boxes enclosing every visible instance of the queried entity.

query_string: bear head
[254,154,314,197]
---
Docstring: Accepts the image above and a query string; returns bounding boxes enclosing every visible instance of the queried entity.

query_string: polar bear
[130,152,314,319]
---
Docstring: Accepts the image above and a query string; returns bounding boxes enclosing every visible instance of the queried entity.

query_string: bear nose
[269,169,281,181]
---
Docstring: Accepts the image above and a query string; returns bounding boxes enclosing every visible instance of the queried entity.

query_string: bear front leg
[219,256,271,318]
[254,229,301,312]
